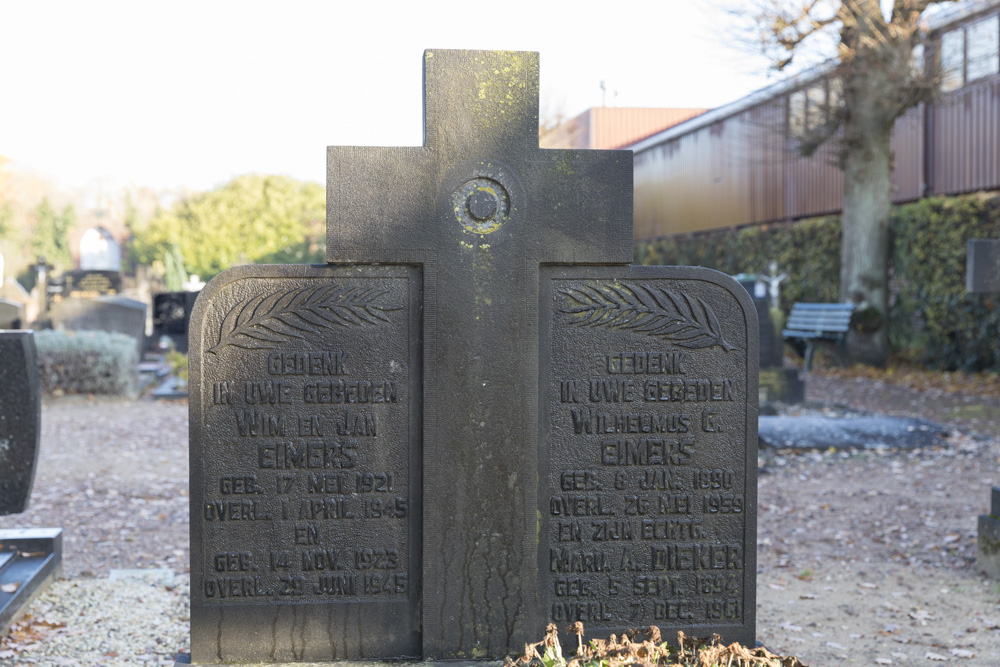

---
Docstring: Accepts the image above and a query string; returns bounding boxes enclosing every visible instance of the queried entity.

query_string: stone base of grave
[978,487,1000,578]
[759,367,804,406]
[0,528,63,633]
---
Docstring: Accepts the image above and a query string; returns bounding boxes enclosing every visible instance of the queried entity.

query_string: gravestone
[49,294,146,356]
[735,276,780,368]
[734,277,802,405]
[153,291,199,352]
[967,239,1000,293]
[0,297,23,329]
[188,49,757,664]
[54,269,122,301]
[0,331,63,633]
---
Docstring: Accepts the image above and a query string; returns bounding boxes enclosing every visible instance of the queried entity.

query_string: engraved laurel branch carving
[208,285,401,354]
[559,282,736,352]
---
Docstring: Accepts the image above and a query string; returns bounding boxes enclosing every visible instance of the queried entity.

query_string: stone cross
[759,262,787,311]
[326,49,632,659]
[188,50,757,664]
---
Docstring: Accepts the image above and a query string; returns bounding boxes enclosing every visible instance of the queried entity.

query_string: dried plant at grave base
[560,283,735,352]
[208,285,401,354]
[504,624,807,667]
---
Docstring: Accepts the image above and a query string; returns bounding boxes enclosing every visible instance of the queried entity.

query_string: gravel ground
[2,373,1000,665]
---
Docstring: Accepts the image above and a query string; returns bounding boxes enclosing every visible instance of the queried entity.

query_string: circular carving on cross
[467,189,498,221]
[453,177,509,234]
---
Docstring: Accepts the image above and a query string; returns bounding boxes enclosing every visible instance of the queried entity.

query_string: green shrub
[34,329,139,396]
[166,349,188,384]
[636,217,842,311]
[890,194,1000,371]
[636,192,1000,372]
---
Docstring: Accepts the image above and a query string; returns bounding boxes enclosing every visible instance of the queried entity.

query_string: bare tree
[745,0,955,366]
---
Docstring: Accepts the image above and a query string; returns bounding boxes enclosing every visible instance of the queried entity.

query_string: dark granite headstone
[0,332,41,515]
[0,332,62,634]
[967,239,1000,293]
[188,49,757,664]
[54,269,122,301]
[0,298,23,330]
[49,295,146,355]
[153,291,199,352]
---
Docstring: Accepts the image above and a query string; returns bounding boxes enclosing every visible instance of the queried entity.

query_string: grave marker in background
[188,49,757,664]
[49,294,146,356]
[968,239,1000,293]
[153,291,199,352]
[56,269,122,300]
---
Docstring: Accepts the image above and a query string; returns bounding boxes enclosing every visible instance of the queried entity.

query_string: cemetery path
[0,397,189,579]
[2,376,1000,665]
[757,373,1000,664]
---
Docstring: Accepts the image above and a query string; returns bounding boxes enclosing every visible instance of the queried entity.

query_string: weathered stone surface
[539,266,757,648]
[188,49,758,663]
[326,49,633,659]
[0,331,41,515]
[189,265,421,662]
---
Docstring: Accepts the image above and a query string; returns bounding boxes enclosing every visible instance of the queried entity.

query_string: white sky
[0,1,776,193]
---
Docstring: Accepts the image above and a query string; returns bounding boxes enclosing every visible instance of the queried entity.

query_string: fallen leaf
[860,582,879,589]
[0,582,20,593]
[950,648,974,658]
[768,582,786,590]
[875,659,893,666]
[925,652,947,661]
[800,593,817,600]
[909,609,935,622]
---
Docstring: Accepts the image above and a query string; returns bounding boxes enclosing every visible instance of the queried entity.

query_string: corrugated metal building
[628,0,1000,240]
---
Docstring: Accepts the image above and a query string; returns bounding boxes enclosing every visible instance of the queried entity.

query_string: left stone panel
[189,264,421,664]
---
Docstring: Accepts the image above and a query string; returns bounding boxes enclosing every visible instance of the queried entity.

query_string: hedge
[34,329,139,396]
[635,192,1000,372]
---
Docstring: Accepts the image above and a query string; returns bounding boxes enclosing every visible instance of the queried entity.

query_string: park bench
[782,302,855,371]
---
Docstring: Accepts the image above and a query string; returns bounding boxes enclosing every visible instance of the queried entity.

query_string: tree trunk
[839,123,892,367]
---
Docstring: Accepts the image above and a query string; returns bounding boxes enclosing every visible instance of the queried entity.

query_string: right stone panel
[539,265,758,646]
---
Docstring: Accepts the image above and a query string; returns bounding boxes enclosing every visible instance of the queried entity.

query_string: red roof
[540,107,708,150]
